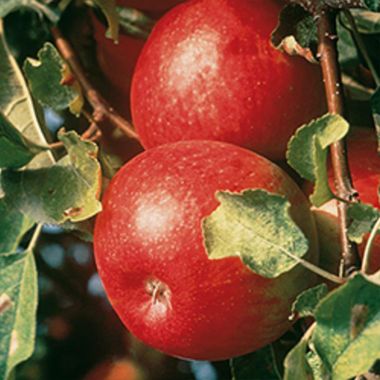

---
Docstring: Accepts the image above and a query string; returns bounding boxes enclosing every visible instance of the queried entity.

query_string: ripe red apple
[309,128,380,274]
[131,0,325,160]
[94,141,318,360]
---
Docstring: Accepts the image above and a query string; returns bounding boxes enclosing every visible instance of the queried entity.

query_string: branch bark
[51,26,139,140]
[317,10,360,276]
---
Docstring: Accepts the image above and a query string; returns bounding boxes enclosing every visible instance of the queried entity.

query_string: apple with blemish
[94,140,318,360]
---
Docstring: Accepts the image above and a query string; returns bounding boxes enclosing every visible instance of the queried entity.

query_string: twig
[51,26,139,140]
[318,9,361,276]
[361,217,380,274]
[343,10,380,87]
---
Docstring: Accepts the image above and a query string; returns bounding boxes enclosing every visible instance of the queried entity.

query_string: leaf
[24,43,83,116]
[0,20,54,169]
[271,4,318,62]
[337,17,360,70]
[0,250,38,379]
[286,113,350,207]
[0,0,60,22]
[117,6,154,39]
[341,9,380,34]
[370,87,380,153]
[202,190,309,278]
[312,273,380,380]
[362,0,380,12]
[0,200,33,254]
[291,284,329,319]
[231,346,282,380]
[0,113,47,170]
[283,326,314,380]
[93,0,119,41]
[1,130,102,225]
[347,203,380,244]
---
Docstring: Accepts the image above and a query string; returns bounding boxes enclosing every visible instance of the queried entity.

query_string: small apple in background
[131,0,325,160]
[308,128,380,275]
[94,140,318,361]
[91,13,146,119]
[84,359,146,380]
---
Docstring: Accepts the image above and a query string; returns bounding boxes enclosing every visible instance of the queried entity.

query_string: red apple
[94,141,318,360]
[309,128,380,274]
[131,0,325,160]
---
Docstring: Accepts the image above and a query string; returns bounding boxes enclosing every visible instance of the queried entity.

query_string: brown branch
[318,10,360,276]
[51,26,139,141]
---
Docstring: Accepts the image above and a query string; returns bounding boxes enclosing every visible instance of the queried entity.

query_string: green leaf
[2,130,102,225]
[370,87,380,153]
[337,17,360,70]
[286,113,350,207]
[98,147,123,179]
[271,3,318,62]
[0,250,38,379]
[347,203,380,244]
[0,20,54,169]
[117,6,154,39]
[362,0,380,12]
[202,190,309,278]
[24,43,83,116]
[0,113,47,170]
[0,0,60,22]
[291,284,329,319]
[0,200,33,254]
[231,345,282,380]
[93,0,119,41]
[341,10,380,34]
[312,273,380,380]
[283,326,314,380]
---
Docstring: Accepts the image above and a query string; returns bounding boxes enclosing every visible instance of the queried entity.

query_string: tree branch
[51,26,139,140]
[317,10,360,276]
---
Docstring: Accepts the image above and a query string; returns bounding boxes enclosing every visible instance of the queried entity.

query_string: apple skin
[309,128,380,275]
[131,0,326,160]
[94,140,318,361]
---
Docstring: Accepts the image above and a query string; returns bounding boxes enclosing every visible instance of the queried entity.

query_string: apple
[131,0,325,160]
[94,140,318,360]
[84,359,145,380]
[309,128,380,274]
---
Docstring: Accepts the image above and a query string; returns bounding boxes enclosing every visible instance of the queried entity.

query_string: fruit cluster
[92,0,379,362]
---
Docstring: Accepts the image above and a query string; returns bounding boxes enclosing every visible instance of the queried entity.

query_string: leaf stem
[318,9,360,276]
[343,10,380,87]
[50,26,139,140]
[361,217,380,274]
[27,224,43,252]
[285,250,346,284]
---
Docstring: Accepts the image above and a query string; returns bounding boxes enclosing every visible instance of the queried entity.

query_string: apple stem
[317,9,361,277]
[361,217,380,274]
[50,26,139,141]
[343,10,380,87]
